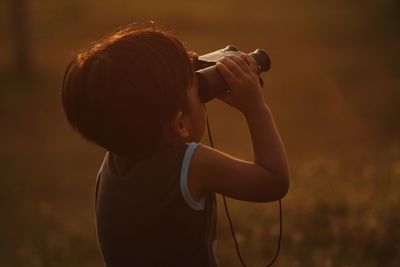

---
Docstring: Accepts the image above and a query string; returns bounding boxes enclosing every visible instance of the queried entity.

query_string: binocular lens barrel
[195,46,271,103]
[250,49,271,73]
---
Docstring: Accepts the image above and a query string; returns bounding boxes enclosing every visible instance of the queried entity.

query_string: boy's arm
[189,54,289,202]
[244,103,289,184]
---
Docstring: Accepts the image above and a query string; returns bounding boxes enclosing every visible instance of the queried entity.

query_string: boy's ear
[172,111,189,139]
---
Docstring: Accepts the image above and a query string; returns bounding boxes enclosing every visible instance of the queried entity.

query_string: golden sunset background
[1,0,399,266]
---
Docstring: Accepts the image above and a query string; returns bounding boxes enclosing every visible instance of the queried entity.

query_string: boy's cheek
[200,106,207,135]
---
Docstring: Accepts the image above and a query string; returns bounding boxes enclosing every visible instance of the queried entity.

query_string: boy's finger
[187,51,199,61]
[220,56,243,78]
[240,54,258,74]
[228,54,251,73]
[216,62,239,88]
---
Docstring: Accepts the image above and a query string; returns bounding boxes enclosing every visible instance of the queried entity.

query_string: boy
[61,24,289,267]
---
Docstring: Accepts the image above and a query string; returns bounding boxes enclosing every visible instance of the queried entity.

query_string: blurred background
[1,0,399,266]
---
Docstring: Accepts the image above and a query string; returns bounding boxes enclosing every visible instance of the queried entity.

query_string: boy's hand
[215,53,266,115]
[187,51,199,63]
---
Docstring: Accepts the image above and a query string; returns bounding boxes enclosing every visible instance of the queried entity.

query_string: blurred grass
[1,0,399,266]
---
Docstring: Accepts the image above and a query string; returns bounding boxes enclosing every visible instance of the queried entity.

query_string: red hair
[61,24,194,158]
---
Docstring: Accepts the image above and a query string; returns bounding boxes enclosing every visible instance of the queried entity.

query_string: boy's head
[62,24,204,158]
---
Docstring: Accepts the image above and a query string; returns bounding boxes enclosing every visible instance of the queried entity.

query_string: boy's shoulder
[102,142,196,178]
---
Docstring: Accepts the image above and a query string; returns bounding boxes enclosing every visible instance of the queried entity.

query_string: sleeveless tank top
[95,142,219,267]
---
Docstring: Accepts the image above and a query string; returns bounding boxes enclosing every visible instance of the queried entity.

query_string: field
[1,1,399,266]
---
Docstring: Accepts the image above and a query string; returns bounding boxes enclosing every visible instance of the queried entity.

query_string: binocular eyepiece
[194,45,271,103]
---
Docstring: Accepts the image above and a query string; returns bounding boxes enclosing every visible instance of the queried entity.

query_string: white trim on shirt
[180,142,206,210]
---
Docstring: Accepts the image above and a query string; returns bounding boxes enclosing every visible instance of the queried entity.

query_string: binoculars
[194,45,271,103]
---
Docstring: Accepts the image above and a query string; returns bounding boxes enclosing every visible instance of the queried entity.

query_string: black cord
[203,104,282,267]
[222,195,248,266]
[266,200,282,267]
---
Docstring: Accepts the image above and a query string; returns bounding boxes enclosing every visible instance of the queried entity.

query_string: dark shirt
[95,142,218,267]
